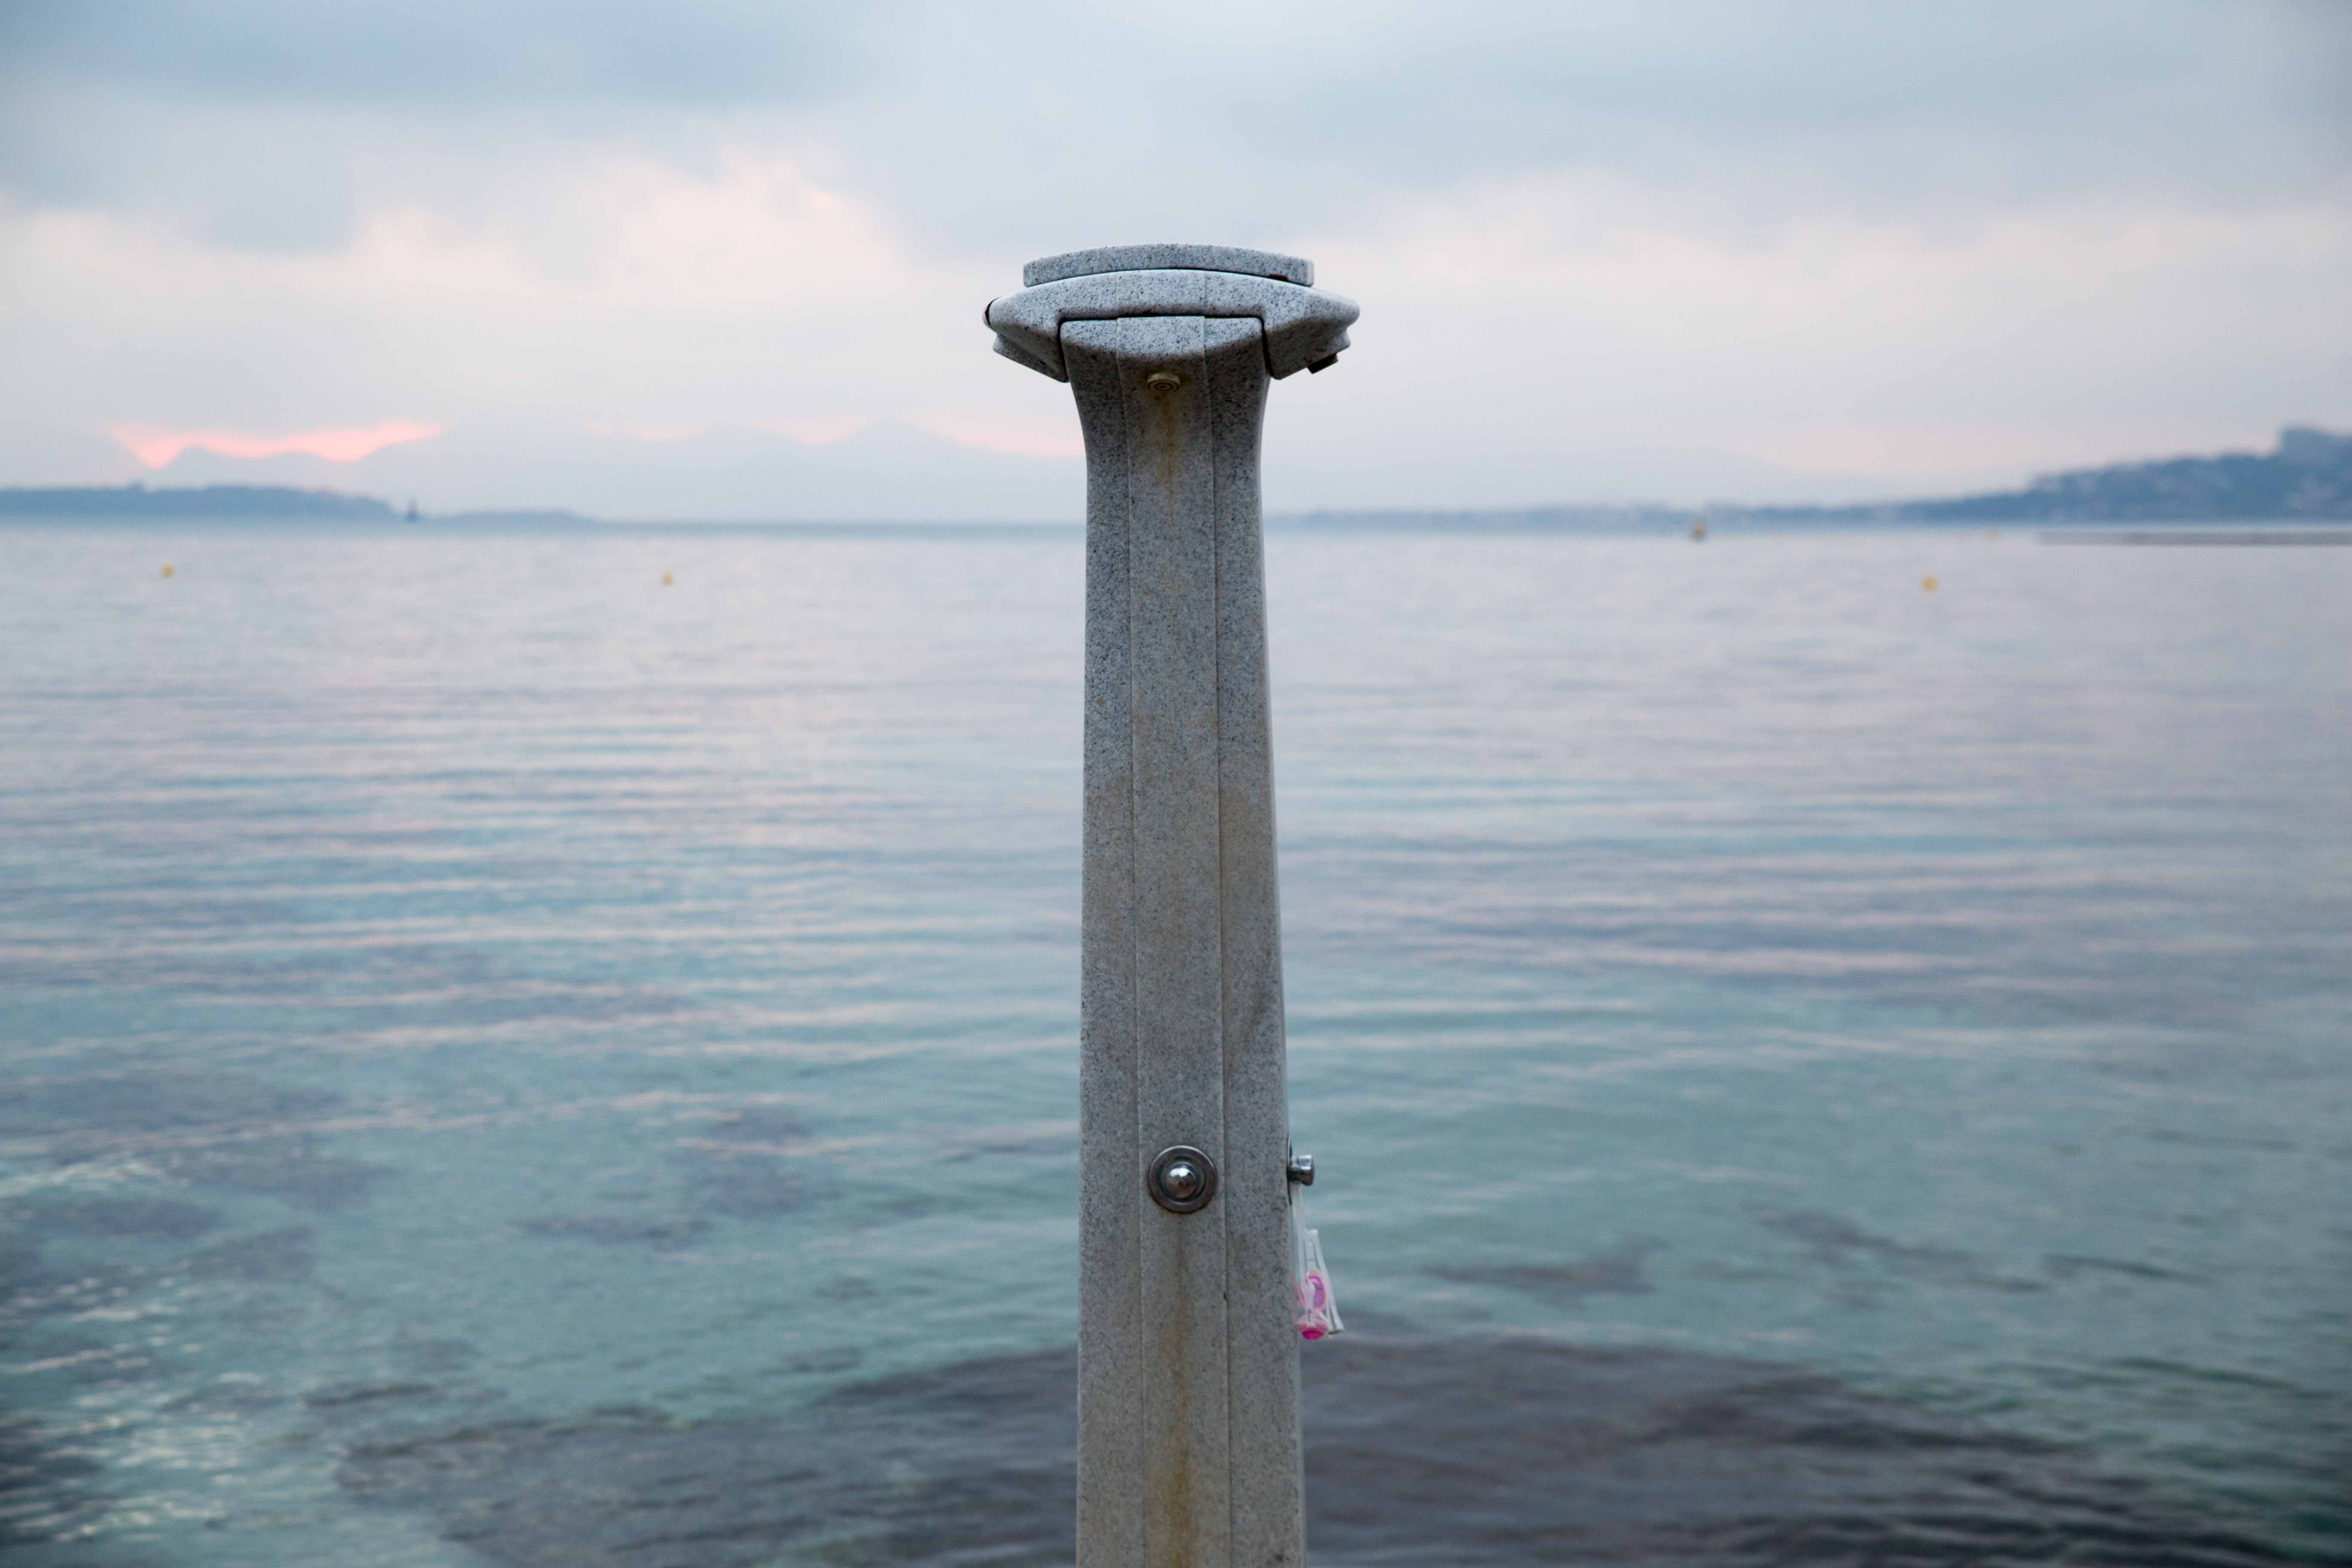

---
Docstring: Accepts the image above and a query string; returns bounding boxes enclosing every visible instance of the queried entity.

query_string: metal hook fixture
[1286,1148,1314,1187]
[1148,1145,1217,1214]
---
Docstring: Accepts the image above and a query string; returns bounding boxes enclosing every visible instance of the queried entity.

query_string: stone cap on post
[986,242,1359,383]
[1022,243,1315,288]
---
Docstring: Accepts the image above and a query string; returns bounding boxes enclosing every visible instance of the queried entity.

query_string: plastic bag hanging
[1292,1187,1344,1340]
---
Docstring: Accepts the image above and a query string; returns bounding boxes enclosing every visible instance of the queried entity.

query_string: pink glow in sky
[108,419,444,469]
[910,412,1083,460]
[578,416,873,445]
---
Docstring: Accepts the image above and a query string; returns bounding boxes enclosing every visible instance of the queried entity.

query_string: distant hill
[0,482,398,519]
[7,425,2346,526]
[1276,503,1691,532]
[24,417,1083,524]
[0,484,596,525]
[1729,426,2352,524]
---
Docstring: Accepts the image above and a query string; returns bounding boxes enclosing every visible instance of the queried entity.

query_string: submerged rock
[329,1332,2303,1567]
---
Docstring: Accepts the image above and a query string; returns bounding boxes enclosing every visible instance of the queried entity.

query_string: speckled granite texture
[1023,243,1314,288]
[987,263,1358,382]
[992,248,1358,1567]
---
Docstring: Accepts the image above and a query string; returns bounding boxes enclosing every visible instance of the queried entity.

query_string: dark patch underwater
[320,1332,2324,1567]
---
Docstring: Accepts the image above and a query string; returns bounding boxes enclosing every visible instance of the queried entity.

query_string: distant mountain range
[0,483,405,519]
[4,426,2346,525]
[1295,426,2352,529]
[0,418,1082,524]
[0,482,588,524]
[1730,425,2352,524]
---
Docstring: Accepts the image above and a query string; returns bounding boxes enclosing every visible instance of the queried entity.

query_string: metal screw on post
[1148,1145,1217,1214]
[987,245,1357,1568]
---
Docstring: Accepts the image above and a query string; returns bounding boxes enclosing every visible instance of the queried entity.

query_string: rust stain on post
[985,245,1358,1568]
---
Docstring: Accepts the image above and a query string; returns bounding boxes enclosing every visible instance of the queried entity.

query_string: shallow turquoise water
[1,521,2347,1563]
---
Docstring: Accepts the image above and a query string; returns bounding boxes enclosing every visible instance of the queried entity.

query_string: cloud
[1260,172,2352,502]
[0,148,955,430]
[0,0,858,106]
[0,1,2345,507]
[109,419,444,469]
[6,2,2345,252]
[907,412,1084,462]
[126,418,1079,522]
[864,1,2351,234]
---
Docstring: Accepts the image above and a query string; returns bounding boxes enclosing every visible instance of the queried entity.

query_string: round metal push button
[1148,1145,1217,1213]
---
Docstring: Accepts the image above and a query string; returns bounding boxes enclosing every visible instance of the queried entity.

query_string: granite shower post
[986,246,1357,1568]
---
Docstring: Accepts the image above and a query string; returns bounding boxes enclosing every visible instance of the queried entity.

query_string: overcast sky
[3,1,2347,517]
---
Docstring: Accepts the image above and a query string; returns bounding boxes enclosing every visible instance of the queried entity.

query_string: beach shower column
[986,246,1357,1568]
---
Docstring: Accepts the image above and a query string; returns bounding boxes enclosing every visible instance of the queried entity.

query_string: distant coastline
[0,483,591,527]
[5,426,2345,527]
[1288,426,2352,530]
[0,482,401,519]
[1730,425,2351,526]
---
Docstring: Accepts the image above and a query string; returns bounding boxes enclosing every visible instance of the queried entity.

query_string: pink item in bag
[1292,1194,1344,1340]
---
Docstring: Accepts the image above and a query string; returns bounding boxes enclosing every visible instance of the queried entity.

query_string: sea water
[1,520,2346,1565]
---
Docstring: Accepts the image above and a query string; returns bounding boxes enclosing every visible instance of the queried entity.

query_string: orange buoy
[661,572,674,586]
[1921,574,1939,592]
[160,563,174,578]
